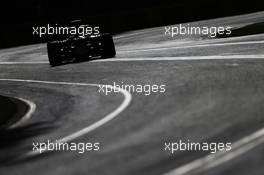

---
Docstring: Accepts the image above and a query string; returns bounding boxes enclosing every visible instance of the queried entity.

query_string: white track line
[95,55,264,62]
[9,97,36,129]
[0,79,132,157]
[0,54,263,65]
[0,61,48,64]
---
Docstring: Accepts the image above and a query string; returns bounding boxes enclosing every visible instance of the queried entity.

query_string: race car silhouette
[47,20,116,66]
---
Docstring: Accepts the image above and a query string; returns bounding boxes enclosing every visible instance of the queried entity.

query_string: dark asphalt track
[0,11,264,175]
[0,95,29,129]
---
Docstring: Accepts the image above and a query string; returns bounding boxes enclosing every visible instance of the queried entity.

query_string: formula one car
[47,20,116,66]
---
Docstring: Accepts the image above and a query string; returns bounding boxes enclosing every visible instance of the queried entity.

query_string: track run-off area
[0,11,264,175]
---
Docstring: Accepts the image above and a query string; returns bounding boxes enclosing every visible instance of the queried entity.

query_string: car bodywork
[47,21,116,66]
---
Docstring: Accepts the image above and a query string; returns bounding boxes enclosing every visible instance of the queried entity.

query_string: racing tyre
[101,35,116,58]
[47,42,63,66]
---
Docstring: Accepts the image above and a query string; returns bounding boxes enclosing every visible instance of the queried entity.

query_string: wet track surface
[1,11,264,175]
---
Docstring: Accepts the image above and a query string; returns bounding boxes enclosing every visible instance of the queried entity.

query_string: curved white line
[0,79,132,157]
[164,127,264,175]
[9,97,36,129]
